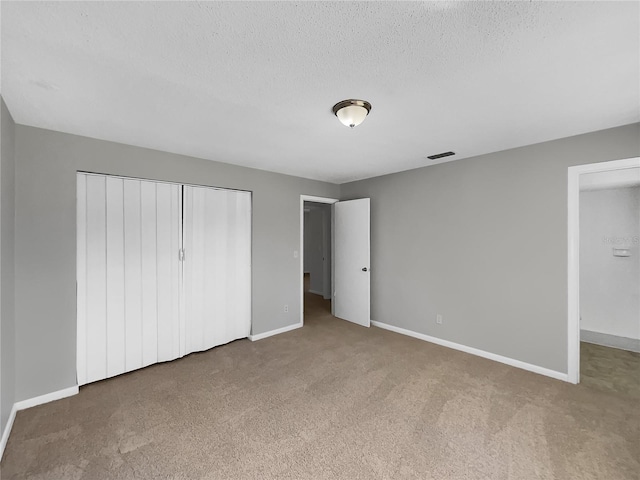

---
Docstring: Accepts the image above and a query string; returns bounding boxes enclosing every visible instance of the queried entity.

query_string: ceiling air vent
[427,151,455,160]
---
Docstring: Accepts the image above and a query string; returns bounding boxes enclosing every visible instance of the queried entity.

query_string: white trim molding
[567,157,640,384]
[0,385,79,460]
[299,195,339,327]
[0,404,17,460]
[371,321,568,382]
[14,385,79,411]
[581,329,640,353]
[248,322,303,342]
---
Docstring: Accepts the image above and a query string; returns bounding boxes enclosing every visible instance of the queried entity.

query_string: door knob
[362,267,368,272]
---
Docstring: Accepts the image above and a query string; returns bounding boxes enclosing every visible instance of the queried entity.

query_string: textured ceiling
[2,1,639,183]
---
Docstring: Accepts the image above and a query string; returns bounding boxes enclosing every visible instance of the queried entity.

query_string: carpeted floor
[580,342,640,399]
[2,285,639,479]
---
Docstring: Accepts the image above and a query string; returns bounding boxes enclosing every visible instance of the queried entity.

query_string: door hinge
[179,248,185,261]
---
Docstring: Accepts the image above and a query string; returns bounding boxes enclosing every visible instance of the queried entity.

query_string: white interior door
[183,186,251,352]
[77,174,181,386]
[333,198,370,327]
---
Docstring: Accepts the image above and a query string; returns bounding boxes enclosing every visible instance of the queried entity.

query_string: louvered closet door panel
[77,174,181,385]
[183,186,251,353]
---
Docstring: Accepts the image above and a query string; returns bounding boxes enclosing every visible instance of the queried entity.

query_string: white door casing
[333,198,371,327]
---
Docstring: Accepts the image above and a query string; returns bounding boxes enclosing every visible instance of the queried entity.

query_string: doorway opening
[299,195,338,325]
[568,157,640,389]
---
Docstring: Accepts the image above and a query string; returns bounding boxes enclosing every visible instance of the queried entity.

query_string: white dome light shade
[336,105,368,128]
[332,99,372,128]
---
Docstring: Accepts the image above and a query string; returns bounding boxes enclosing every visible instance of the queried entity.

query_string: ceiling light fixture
[332,99,372,128]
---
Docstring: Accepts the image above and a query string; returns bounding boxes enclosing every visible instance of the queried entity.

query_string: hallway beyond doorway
[303,273,331,319]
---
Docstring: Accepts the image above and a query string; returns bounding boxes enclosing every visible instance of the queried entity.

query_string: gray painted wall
[14,125,339,401]
[580,186,639,340]
[341,124,640,374]
[1,97,16,434]
[9,119,640,403]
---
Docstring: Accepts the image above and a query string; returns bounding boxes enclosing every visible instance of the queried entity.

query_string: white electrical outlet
[284,304,289,313]
[436,314,443,325]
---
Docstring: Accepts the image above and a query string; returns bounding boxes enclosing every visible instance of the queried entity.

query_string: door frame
[300,195,338,325]
[567,156,640,384]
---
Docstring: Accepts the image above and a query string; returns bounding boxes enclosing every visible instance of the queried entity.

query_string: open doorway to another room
[568,158,640,386]
[303,201,333,321]
[578,168,640,397]
[299,194,371,328]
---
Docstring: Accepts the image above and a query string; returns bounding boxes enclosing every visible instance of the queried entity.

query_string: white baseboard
[581,329,640,353]
[371,321,568,382]
[0,404,17,461]
[14,385,79,411]
[0,384,78,460]
[308,289,331,300]
[249,322,303,341]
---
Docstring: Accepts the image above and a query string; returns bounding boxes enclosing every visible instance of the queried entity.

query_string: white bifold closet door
[182,185,251,353]
[77,174,181,385]
[77,174,251,386]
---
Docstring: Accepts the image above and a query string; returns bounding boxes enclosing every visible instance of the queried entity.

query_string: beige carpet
[580,342,640,399]
[2,289,639,479]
